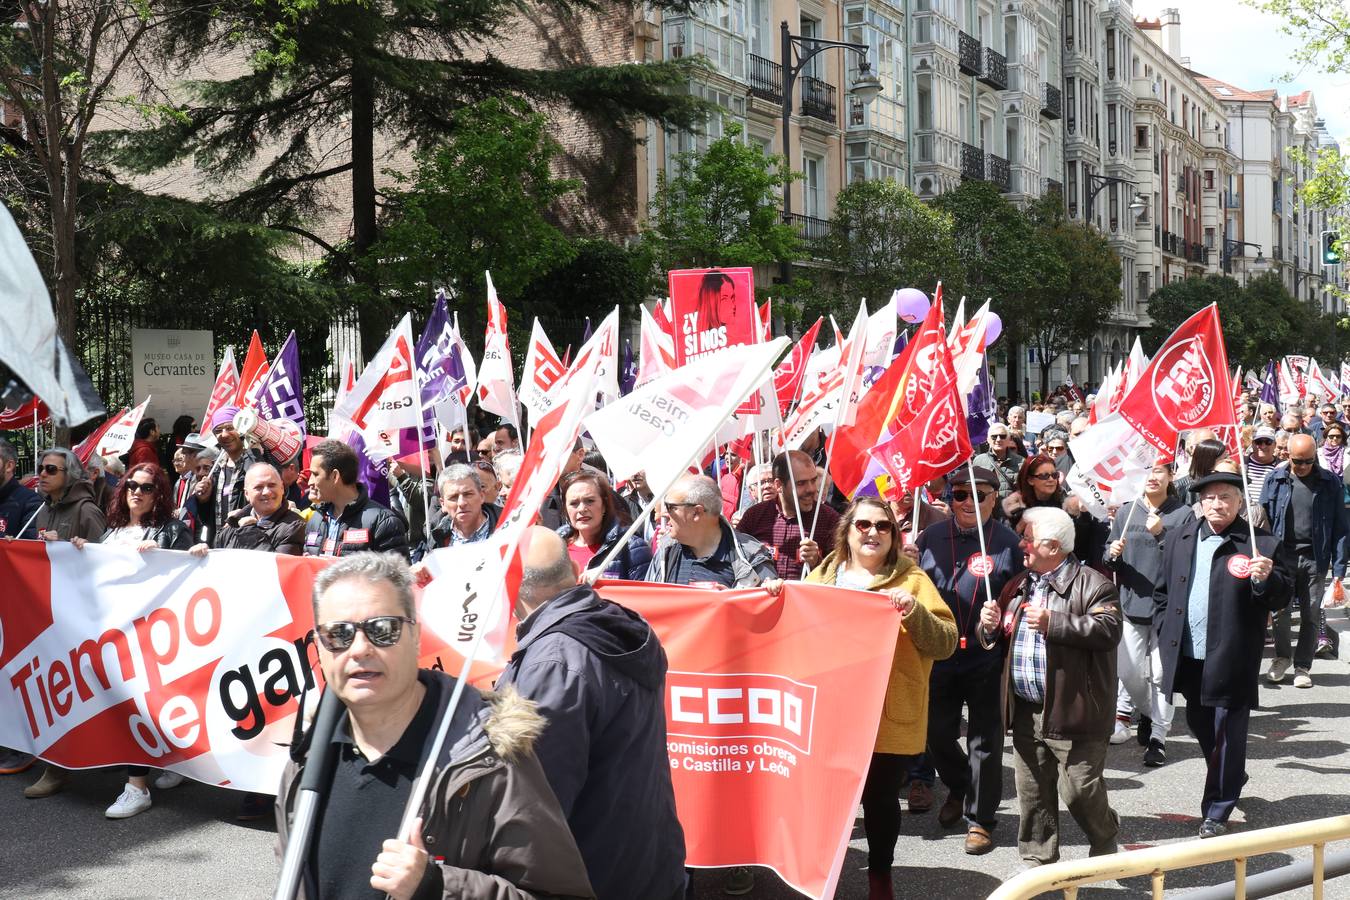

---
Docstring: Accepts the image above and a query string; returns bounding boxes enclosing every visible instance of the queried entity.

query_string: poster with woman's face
[668,267,757,367]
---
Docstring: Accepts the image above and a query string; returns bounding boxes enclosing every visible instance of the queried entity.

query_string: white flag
[575,306,621,405]
[1067,413,1159,519]
[518,319,567,420]
[584,338,789,493]
[636,303,676,388]
[476,271,520,430]
[95,396,152,459]
[331,314,419,461]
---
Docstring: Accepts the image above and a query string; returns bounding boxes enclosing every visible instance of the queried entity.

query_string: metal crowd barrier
[986,814,1350,900]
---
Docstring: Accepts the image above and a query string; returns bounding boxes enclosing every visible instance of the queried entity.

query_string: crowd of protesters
[1,383,1347,899]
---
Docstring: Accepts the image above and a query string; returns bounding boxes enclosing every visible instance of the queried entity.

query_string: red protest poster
[668,267,758,366]
[598,581,901,900]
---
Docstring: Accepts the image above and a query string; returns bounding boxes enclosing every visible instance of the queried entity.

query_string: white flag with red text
[94,396,153,460]
[476,272,520,430]
[518,319,568,420]
[197,348,239,449]
[331,314,420,461]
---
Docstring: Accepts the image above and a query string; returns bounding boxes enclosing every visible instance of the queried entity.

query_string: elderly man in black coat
[1154,471,1293,839]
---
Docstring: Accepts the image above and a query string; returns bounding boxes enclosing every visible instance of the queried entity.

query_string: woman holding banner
[805,498,957,900]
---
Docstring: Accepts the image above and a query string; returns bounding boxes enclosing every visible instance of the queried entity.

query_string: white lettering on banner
[0,546,301,791]
[665,671,816,756]
[1152,337,1215,429]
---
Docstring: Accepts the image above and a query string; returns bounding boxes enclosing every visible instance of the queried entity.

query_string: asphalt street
[3,615,1350,900]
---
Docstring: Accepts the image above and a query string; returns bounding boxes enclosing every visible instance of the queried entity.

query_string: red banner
[668,267,757,367]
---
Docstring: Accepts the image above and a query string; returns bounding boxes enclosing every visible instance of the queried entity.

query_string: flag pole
[1234,441,1261,550]
[911,488,922,545]
[966,460,996,611]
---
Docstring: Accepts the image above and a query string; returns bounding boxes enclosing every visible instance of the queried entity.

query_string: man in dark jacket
[199,405,281,545]
[496,527,685,900]
[0,438,41,539]
[216,462,307,554]
[1155,471,1291,838]
[276,552,593,899]
[978,506,1122,868]
[1258,433,1348,687]
[645,474,777,588]
[303,439,409,559]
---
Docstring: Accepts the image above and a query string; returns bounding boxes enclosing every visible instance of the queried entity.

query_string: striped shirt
[1245,456,1275,507]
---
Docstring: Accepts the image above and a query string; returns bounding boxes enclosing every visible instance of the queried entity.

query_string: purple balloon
[895,288,931,324]
[983,312,1003,346]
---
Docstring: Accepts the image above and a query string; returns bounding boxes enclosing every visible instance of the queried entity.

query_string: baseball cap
[1252,426,1277,443]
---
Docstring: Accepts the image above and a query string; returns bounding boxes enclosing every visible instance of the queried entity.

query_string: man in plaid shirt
[979,506,1122,868]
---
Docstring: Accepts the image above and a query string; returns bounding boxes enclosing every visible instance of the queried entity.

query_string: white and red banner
[198,346,239,448]
[636,303,677,389]
[518,318,567,420]
[1067,412,1160,519]
[331,314,420,461]
[575,306,621,407]
[476,271,520,431]
[868,373,970,493]
[772,317,822,417]
[0,396,51,430]
[90,396,153,461]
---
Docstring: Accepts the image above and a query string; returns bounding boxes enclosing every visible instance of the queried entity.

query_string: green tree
[934,181,1061,399]
[811,178,963,327]
[110,0,710,358]
[1024,198,1121,395]
[642,125,802,282]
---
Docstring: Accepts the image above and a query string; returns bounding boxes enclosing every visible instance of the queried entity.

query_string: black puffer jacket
[303,484,410,558]
[218,507,307,555]
[101,517,194,550]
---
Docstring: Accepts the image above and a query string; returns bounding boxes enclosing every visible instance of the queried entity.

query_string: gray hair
[40,447,85,482]
[748,462,772,481]
[311,552,415,621]
[103,456,125,476]
[1055,410,1075,427]
[0,438,16,468]
[436,463,483,494]
[519,548,577,608]
[678,474,723,516]
[1022,507,1076,554]
[1008,405,1025,417]
[1258,403,1276,416]
[493,449,523,480]
[196,447,220,465]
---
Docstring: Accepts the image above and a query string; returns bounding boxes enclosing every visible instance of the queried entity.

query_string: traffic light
[1324,230,1342,266]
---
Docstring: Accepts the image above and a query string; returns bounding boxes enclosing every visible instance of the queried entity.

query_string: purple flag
[581,316,592,344]
[1259,359,1278,407]
[413,292,456,449]
[892,329,909,362]
[254,330,307,437]
[619,339,636,396]
[965,355,995,445]
[350,432,393,508]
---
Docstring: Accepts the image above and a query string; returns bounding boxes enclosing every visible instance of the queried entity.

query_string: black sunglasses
[1291,457,1317,466]
[314,615,416,652]
[951,489,993,503]
[125,481,157,494]
[38,464,65,475]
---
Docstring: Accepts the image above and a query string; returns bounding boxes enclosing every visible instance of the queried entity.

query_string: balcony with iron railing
[959,31,982,75]
[961,143,985,181]
[749,54,782,104]
[980,48,1007,89]
[801,75,836,124]
[1042,83,1061,119]
[782,211,831,247]
[987,153,1011,192]
[1225,191,1241,209]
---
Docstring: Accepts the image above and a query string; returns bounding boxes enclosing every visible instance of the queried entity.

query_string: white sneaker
[105,784,151,819]
[1268,657,1291,683]
[1110,718,1132,745]
[154,771,185,790]
[1293,668,1313,689]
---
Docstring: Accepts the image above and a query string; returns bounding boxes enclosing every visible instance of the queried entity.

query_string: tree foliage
[642,125,802,280]
[809,178,962,326]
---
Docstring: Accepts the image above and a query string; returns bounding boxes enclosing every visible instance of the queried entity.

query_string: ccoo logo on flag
[1150,336,1215,430]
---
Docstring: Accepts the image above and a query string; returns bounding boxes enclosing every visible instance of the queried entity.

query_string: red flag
[72,408,127,465]
[757,300,772,341]
[827,291,947,496]
[773,318,822,416]
[1116,304,1236,454]
[868,370,971,494]
[235,332,267,405]
[0,397,50,430]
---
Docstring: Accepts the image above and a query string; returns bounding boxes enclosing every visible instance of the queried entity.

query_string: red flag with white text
[868,370,970,493]
[773,317,822,417]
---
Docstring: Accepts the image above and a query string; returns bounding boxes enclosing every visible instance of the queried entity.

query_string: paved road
[3,619,1350,900]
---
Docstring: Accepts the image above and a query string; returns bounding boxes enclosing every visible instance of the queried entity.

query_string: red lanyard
[947,522,989,650]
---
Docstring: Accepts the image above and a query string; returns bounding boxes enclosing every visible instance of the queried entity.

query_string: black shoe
[1198,818,1227,839]
[1144,739,1166,767]
[1136,716,1152,747]
[236,792,272,822]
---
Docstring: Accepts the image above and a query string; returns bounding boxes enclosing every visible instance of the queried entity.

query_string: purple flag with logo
[254,330,307,437]
[412,292,456,449]
[965,355,995,445]
[1259,359,1278,407]
[620,339,636,396]
[350,432,393,508]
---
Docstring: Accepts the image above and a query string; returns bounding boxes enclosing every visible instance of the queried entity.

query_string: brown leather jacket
[276,672,595,900]
[994,557,1122,741]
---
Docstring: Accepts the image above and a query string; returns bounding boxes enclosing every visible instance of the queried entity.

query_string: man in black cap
[1155,471,1292,838]
[910,466,1025,854]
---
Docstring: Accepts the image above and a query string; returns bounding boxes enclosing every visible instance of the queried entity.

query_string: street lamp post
[1083,173,1146,224]
[1222,238,1262,279]
[778,20,882,284]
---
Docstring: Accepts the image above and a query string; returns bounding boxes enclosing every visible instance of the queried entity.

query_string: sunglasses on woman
[852,518,895,534]
[314,615,416,652]
[125,481,156,494]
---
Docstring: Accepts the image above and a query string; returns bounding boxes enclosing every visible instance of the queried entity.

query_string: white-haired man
[979,506,1122,868]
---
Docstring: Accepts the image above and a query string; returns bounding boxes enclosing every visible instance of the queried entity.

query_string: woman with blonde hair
[806,497,957,899]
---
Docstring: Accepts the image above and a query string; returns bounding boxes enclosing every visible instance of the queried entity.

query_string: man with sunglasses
[1245,426,1279,508]
[277,553,593,900]
[911,467,1025,855]
[1154,471,1290,838]
[1259,433,1348,688]
[1309,403,1340,443]
[646,474,777,589]
[973,424,1023,504]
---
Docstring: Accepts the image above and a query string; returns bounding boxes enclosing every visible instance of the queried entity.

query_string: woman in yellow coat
[806,497,957,900]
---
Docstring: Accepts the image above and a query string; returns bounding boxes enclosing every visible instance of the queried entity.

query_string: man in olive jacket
[979,506,1122,867]
[1154,471,1292,838]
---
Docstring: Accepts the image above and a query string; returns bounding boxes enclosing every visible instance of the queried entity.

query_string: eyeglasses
[852,518,895,534]
[314,616,416,652]
[1029,472,1059,481]
[1018,536,1057,548]
[1045,445,1067,454]
[663,501,700,511]
[125,481,156,495]
[1253,439,1275,446]
[950,490,993,503]
[1291,457,1317,466]
[38,464,65,476]
[1328,433,1346,441]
